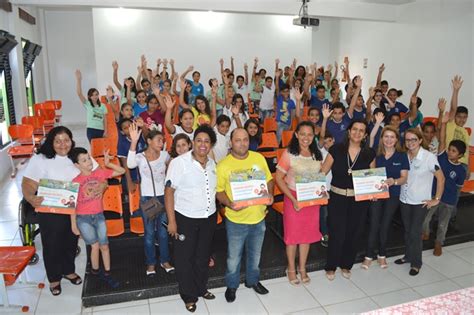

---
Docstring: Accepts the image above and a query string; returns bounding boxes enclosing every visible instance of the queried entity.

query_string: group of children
[70,56,471,285]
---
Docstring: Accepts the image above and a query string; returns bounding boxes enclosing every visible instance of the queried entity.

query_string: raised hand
[369,86,375,98]
[129,123,142,143]
[164,94,175,110]
[374,111,385,124]
[187,65,194,72]
[179,78,187,90]
[135,116,144,128]
[254,57,259,64]
[416,79,421,88]
[244,63,248,70]
[437,97,447,112]
[344,57,349,66]
[230,56,234,63]
[112,61,118,70]
[231,105,240,116]
[292,58,297,67]
[275,58,280,65]
[219,58,224,66]
[441,111,450,124]
[163,58,168,66]
[322,104,333,119]
[294,88,303,101]
[75,69,82,80]
[452,75,463,91]
[378,63,385,73]
[169,59,175,66]
[156,58,162,65]
[103,149,112,166]
[152,85,161,97]
[334,61,338,69]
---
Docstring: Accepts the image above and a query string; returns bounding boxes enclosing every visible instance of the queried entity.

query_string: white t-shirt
[172,125,194,140]
[260,84,275,111]
[400,148,439,205]
[223,106,249,133]
[23,154,98,183]
[212,126,230,163]
[127,151,169,196]
[234,84,248,99]
[165,151,217,218]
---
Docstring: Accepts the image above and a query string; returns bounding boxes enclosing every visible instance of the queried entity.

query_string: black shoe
[409,268,420,276]
[202,291,215,300]
[225,288,236,303]
[245,282,269,295]
[394,258,408,265]
[185,303,196,313]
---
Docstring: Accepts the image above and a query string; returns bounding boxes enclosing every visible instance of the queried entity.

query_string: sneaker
[321,235,329,248]
[100,272,120,288]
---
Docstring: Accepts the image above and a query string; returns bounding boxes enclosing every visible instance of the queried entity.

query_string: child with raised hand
[105,85,121,122]
[179,78,215,129]
[259,59,278,120]
[164,94,195,139]
[70,147,125,288]
[112,60,137,105]
[422,108,467,256]
[139,87,165,137]
[75,69,108,142]
[369,110,385,149]
[127,122,174,276]
[249,57,263,116]
[234,63,249,111]
[321,102,352,145]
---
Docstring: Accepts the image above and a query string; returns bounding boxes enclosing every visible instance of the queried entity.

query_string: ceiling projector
[293,0,319,28]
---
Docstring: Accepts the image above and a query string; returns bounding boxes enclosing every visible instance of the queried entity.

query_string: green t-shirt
[206,90,222,111]
[249,79,265,101]
[83,101,108,130]
[120,88,136,105]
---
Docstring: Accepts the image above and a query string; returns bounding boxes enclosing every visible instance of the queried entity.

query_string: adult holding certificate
[320,114,376,281]
[397,128,444,276]
[21,126,103,296]
[362,124,409,270]
[274,121,324,286]
[216,128,274,303]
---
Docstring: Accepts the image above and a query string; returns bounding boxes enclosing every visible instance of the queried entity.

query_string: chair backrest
[276,148,286,162]
[38,108,56,121]
[259,132,279,149]
[44,100,62,111]
[281,130,294,147]
[102,185,123,215]
[465,127,472,136]
[469,154,474,172]
[90,138,118,158]
[263,118,277,133]
[129,185,141,214]
[8,124,34,140]
[422,117,438,125]
[21,116,44,130]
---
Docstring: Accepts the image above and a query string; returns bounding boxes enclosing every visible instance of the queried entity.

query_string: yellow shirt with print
[217,151,272,224]
[446,121,470,164]
[191,107,211,130]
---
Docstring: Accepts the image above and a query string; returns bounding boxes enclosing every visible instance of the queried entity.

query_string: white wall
[42,9,97,125]
[92,8,313,94]
[331,0,473,129]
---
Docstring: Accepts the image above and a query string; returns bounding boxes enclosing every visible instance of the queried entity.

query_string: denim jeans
[319,205,328,236]
[423,202,455,245]
[86,127,104,143]
[366,195,400,258]
[140,195,170,265]
[76,213,108,245]
[400,202,428,269]
[225,219,266,289]
[276,121,291,145]
[260,109,274,121]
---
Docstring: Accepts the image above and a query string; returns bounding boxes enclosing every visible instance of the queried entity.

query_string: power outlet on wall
[363,58,368,69]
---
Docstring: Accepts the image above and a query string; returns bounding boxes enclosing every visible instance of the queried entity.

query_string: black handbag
[139,155,165,220]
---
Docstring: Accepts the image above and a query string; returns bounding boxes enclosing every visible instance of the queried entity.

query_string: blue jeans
[260,109,274,121]
[225,219,266,289]
[76,213,108,245]
[319,205,328,235]
[276,121,291,145]
[86,127,104,143]
[140,196,170,265]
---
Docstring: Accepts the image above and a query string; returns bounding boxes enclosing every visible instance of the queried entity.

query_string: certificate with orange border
[352,168,389,201]
[230,170,271,208]
[295,173,329,207]
[36,179,79,215]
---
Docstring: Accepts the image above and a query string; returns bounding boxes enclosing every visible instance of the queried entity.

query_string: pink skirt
[283,190,322,245]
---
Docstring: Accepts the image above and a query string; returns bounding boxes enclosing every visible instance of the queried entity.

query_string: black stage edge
[82,194,474,307]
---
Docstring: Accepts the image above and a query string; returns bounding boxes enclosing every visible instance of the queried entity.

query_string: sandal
[361,257,372,270]
[325,271,335,281]
[377,256,388,269]
[49,283,61,296]
[341,269,351,279]
[298,269,311,284]
[63,274,82,285]
[185,303,196,313]
[286,269,300,286]
[202,291,215,300]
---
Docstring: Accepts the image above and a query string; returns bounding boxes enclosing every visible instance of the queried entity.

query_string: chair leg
[0,274,9,307]
[9,157,17,178]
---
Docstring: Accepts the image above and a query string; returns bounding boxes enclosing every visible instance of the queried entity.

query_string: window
[22,38,39,116]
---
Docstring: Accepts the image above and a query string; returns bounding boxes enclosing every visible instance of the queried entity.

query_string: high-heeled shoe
[285,269,300,286]
[297,269,311,284]
[377,256,388,269]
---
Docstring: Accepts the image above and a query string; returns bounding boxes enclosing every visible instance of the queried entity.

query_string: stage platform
[82,194,474,307]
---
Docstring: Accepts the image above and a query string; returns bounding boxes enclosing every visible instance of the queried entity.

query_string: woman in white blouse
[127,123,174,276]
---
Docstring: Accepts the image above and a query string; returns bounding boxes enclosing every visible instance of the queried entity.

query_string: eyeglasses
[405,138,419,143]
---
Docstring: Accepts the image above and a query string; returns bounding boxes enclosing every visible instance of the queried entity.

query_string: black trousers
[38,212,79,283]
[174,211,217,304]
[400,203,427,269]
[325,192,369,271]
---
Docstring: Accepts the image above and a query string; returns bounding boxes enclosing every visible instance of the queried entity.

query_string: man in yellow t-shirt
[216,128,273,303]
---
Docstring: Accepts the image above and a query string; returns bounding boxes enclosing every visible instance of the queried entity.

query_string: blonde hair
[377,125,404,156]
[404,128,429,150]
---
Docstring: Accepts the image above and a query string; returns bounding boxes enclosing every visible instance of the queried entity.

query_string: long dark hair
[288,121,322,160]
[244,118,262,146]
[123,77,137,98]
[294,65,306,79]
[194,95,211,116]
[87,88,100,108]
[342,119,368,152]
[170,133,192,158]
[178,108,194,127]
[232,94,246,115]
[37,126,75,159]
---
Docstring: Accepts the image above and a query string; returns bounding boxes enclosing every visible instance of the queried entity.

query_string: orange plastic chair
[263,118,277,133]
[281,130,294,148]
[291,119,298,131]
[465,127,472,136]
[90,138,118,158]
[258,132,279,159]
[44,100,62,123]
[303,106,310,117]
[37,109,56,131]
[103,186,124,237]
[8,125,35,177]
[271,173,284,215]
[21,116,45,143]
[469,146,474,155]
[129,186,144,234]
[422,117,438,125]
[0,246,43,312]
[461,155,474,193]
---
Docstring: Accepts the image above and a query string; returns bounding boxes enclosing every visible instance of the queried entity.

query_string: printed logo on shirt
[449,171,457,180]
[393,162,401,166]
[340,124,345,131]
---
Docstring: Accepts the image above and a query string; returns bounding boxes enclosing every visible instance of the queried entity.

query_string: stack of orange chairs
[102,185,125,237]
[101,96,119,151]
[33,103,56,132]
[461,154,474,193]
[20,116,45,145]
[44,100,62,124]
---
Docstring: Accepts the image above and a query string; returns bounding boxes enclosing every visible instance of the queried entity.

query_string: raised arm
[230,56,235,74]
[448,75,463,120]
[294,88,303,121]
[135,66,143,91]
[348,76,362,118]
[112,61,122,91]
[366,87,375,122]
[244,63,249,86]
[178,79,191,109]
[251,57,258,81]
[320,104,333,140]
[376,63,385,88]
[161,59,169,80]
[104,149,125,177]
[125,79,133,106]
[164,94,177,134]
[180,65,194,82]
[219,58,225,83]
[106,86,120,121]
[438,99,448,153]
[332,61,338,80]
[369,112,384,148]
[155,58,162,81]
[209,84,218,127]
[169,59,176,81]
[74,70,87,104]
[126,122,142,169]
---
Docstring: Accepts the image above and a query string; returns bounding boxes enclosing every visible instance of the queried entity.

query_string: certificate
[36,179,80,215]
[352,167,389,201]
[295,173,329,207]
[230,169,271,208]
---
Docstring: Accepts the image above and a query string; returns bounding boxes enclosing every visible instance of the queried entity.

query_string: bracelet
[394,180,398,186]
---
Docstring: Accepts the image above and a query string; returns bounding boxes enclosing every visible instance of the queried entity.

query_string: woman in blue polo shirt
[362,126,409,270]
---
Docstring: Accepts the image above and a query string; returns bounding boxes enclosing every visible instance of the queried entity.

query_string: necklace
[347,148,361,175]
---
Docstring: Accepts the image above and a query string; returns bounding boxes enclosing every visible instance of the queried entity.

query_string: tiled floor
[0,125,473,314]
